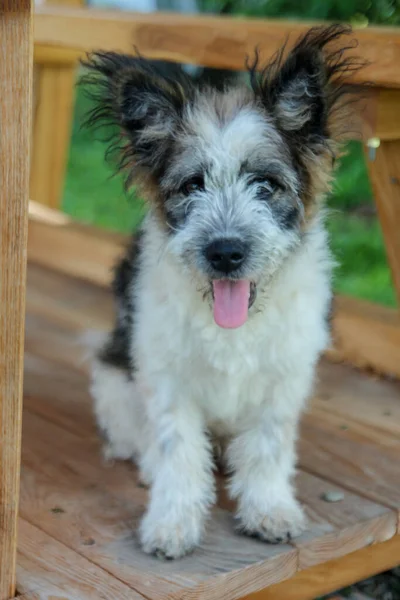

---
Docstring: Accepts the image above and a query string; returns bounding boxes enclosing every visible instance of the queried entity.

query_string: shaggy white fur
[92,212,332,558]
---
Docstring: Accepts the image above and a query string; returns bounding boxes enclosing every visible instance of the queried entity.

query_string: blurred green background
[63,0,400,307]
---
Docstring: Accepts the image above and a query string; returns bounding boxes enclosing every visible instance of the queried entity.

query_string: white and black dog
[85,25,362,559]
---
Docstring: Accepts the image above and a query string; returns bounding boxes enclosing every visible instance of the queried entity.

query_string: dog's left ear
[251,24,360,148]
[81,52,194,181]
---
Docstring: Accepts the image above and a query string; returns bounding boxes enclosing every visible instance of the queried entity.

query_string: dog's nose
[205,239,247,274]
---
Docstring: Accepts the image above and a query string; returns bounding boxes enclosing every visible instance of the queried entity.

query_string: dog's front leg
[227,387,307,543]
[139,386,215,559]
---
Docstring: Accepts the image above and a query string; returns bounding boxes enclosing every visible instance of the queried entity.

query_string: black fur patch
[98,231,143,375]
[81,53,195,188]
[247,25,366,207]
[247,24,365,146]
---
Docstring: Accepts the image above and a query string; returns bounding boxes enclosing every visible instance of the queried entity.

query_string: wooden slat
[30,64,76,209]
[329,295,400,378]
[34,43,81,66]
[242,534,400,600]
[314,360,400,443]
[14,261,400,598]
[299,361,400,514]
[365,140,400,305]
[17,519,144,600]
[34,6,400,89]
[359,89,400,142]
[0,2,32,599]
[28,201,125,287]
[20,410,297,600]
[18,276,398,599]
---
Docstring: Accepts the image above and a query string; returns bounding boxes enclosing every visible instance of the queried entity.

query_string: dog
[85,24,361,559]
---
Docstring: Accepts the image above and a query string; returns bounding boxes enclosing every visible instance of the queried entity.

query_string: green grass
[62,85,395,307]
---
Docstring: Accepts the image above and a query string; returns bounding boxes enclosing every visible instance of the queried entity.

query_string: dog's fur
[85,25,362,558]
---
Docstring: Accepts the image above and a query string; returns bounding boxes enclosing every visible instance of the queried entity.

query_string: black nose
[205,239,247,274]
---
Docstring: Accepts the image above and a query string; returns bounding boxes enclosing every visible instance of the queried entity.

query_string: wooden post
[30,63,76,209]
[0,1,32,598]
[365,139,400,306]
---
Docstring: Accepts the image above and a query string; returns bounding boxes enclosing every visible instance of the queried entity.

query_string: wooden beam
[34,6,400,89]
[242,534,400,600]
[34,43,81,66]
[30,63,76,208]
[27,203,400,378]
[28,201,125,287]
[364,140,400,305]
[359,89,400,142]
[0,1,32,599]
[329,295,400,378]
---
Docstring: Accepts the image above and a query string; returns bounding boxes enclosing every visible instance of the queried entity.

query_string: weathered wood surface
[16,262,400,599]
[17,519,142,600]
[34,6,400,89]
[243,535,400,600]
[0,1,32,598]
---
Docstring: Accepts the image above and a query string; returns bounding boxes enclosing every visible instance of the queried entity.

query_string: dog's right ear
[82,52,193,180]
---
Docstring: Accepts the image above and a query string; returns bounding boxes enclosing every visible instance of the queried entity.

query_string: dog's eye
[181,176,204,196]
[250,175,278,193]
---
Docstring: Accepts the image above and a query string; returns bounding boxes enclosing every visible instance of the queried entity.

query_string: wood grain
[30,65,76,208]
[19,410,297,600]
[242,534,400,600]
[297,353,400,541]
[17,519,145,599]
[329,295,400,378]
[28,201,125,287]
[0,2,32,598]
[358,89,400,142]
[8,261,399,598]
[16,269,399,599]
[365,140,400,305]
[33,6,400,89]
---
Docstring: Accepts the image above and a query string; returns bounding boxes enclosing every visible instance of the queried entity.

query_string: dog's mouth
[211,280,256,329]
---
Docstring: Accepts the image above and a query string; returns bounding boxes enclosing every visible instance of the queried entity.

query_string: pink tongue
[212,280,250,329]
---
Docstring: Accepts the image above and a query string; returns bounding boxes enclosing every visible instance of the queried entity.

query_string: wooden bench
[1,5,400,600]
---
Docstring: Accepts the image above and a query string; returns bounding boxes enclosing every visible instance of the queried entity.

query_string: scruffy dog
[86,25,361,559]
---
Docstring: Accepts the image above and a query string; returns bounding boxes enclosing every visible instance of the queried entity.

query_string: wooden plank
[17,519,144,600]
[30,65,76,209]
[19,378,397,598]
[20,290,398,597]
[314,359,400,442]
[28,201,125,287]
[34,6,400,89]
[293,471,396,570]
[17,262,400,597]
[329,295,400,378]
[242,534,400,600]
[19,409,297,600]
[364,140,400,305]
[34,43,81,66]
[0,2,32,599]
[299,418,400,516]
[359,89,400,142]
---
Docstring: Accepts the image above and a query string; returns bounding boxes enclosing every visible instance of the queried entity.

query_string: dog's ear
[250,24,362,149]
[82,52,193,179]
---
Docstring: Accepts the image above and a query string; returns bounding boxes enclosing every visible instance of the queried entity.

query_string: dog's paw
[139,507,203,559]
[237,501,306,544]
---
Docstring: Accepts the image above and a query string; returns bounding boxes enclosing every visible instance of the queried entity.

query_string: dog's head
[83,25,362,328]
